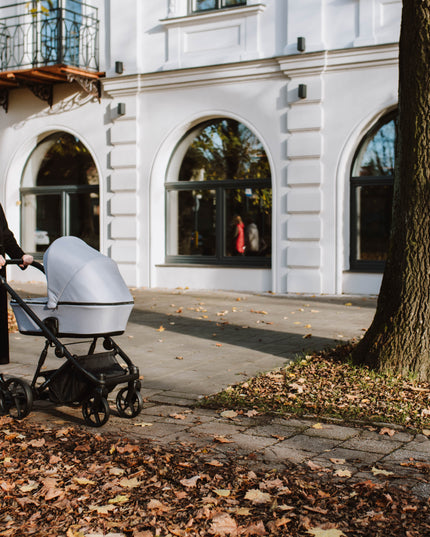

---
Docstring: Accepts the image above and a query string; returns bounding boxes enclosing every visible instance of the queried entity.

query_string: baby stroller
[0,236,143,427]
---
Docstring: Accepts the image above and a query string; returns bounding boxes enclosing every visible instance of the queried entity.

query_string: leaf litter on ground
[0,415,429,536]
[200,342,430,432]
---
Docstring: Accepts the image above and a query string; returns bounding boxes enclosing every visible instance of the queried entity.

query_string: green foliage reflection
[179,119,271,182]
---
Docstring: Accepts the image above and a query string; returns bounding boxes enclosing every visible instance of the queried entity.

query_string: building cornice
[102,43,399,96]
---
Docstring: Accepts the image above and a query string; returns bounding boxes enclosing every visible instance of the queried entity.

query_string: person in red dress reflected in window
[232,215,245,255]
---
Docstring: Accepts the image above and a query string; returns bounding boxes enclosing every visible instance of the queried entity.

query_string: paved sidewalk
[2,284,430,498]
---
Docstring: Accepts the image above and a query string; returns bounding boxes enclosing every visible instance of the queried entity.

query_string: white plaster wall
[139,0,401,73]
[323,46,398,295]
[0,85,110,283]
[138,64,285,292]
[0,0,403,296]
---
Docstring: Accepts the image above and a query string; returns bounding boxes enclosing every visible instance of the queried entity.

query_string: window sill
[157,263,270,269]
[161,4,266,26]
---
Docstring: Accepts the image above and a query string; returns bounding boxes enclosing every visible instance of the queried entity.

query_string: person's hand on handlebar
[20,254,34,268]
[0,255,5,268]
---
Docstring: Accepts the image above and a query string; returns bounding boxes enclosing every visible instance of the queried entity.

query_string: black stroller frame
[0,260,143,427]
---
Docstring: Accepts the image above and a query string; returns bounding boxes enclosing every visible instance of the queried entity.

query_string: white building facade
[0,0,401,295]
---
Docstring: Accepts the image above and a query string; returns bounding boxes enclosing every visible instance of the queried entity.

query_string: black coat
[0,204,25,364]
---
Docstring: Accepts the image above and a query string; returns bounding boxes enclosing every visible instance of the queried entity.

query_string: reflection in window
[350,112,396,271]
[166,119,271,266]
[21,132,99,255]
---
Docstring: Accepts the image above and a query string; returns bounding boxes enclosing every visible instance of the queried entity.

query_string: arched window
[21,132,99,255]
[350,111,397,271]
[166,118,271,266]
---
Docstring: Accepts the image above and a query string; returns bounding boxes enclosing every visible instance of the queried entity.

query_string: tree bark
[352,1,430,381]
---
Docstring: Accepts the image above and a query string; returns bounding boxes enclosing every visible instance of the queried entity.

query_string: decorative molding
[67,74,102,99]
[26,83,53,106]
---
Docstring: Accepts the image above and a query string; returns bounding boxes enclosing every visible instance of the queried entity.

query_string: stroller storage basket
[47,351,127,404]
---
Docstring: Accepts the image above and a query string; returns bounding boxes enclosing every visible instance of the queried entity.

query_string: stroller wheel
[116,387,143,418]
[4,378,33,420]
[82,394,110,427]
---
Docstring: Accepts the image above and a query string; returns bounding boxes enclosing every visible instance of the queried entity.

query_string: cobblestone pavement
[2,284,429,499]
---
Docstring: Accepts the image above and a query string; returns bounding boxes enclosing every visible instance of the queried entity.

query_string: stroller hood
[43,237,133,309]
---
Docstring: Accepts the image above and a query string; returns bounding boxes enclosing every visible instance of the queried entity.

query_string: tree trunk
[352,1,430,381]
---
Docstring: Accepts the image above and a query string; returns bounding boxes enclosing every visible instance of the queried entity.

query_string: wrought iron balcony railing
[0,1,103,111]
[0,1,100,72]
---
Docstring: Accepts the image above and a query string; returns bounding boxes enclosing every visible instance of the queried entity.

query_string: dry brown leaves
[0,416,429,536]
[203,343,430,432]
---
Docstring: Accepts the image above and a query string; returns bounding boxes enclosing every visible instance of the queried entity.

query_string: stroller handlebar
[6,259,45,274]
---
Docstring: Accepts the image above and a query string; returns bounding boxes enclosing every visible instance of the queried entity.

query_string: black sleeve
[0,204,25,260]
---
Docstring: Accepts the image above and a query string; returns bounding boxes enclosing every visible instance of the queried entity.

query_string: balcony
[0,1,103,111]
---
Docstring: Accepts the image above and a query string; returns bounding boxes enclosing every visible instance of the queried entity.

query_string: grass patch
[199,342,430,432]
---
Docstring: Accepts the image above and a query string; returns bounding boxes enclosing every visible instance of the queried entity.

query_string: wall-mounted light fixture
[297,37,306,52]
[117,102,126,116]
[298,84,307,99]
[115,61,124,74]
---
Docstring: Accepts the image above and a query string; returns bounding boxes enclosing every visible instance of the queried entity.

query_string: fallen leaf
[20,482,39,493]
[334,469,351,478]
[119,477,141,488]
[134,422,153,427]
[312,423,324,429]
[371,467,394,477]
[89,504,116,514]
[108,495,129,505]
[29,438,45,448]
[109,467,125,476]
[214,489,231,497]
[307,529,346,537]
[380,427,395,437]
[209,512,238,535]
[170,413,187,420]
[221,410,238,419]
[180,475,201,488]
[213,436,233,444]
[423,429,430,436]
[73,477,96,486]
[147,499,170,511]
[244,489,271,504]
[206,460,224,467]
[157,325,165,332]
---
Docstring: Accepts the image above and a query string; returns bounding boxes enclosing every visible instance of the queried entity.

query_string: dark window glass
[21,132,99,255]
[166,119,271,266]
[350,112,396,271]
[166,189,216,256]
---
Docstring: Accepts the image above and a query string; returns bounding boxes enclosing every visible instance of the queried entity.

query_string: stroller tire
[4,378,33,420]
[82,394,110,427]
[116,387,143,419]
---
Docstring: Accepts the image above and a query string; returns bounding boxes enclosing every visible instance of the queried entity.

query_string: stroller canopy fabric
[43,237,133,309]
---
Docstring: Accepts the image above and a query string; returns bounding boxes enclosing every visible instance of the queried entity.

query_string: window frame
[165,177,271,267]
[20,183,99,259]
[349,175,393,272]
[349,111,397,273]
[190,0,247,14]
